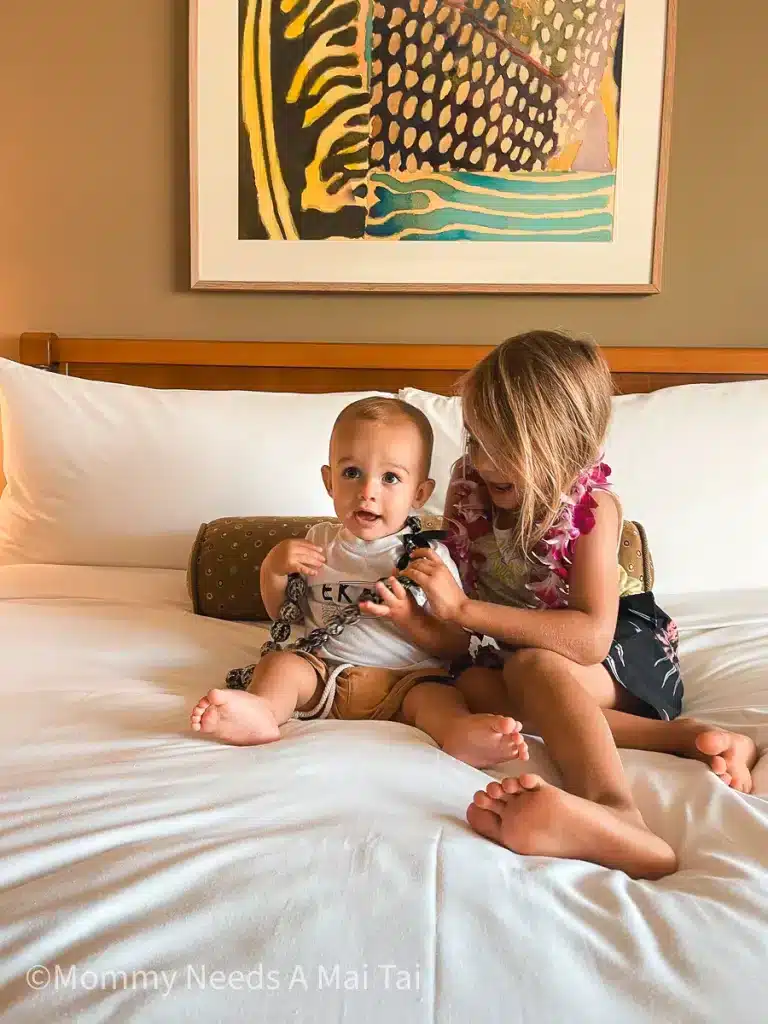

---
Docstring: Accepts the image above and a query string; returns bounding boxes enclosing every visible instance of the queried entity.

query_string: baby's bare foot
[442,714,529,769]
[467,774,677,880]
[682,722,757,793]
[190,689,280,746]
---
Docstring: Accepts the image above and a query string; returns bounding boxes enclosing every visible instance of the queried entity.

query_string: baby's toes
[190,697,212,730]
[503,735,526,761]
[709,754,728,777]
[494,716,521,735]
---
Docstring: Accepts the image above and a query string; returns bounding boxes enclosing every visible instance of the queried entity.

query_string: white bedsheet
[1,566,767,1022]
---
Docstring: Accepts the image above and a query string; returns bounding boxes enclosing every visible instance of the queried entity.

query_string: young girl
[403,332,757,880]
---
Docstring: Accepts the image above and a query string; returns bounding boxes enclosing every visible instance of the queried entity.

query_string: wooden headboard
[19,332,768,396]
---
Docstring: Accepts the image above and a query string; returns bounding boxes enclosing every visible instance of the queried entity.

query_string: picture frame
[189,0,676,294]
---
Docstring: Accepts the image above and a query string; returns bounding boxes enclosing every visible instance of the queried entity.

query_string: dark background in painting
[238,0,366,240]
[238,0,261,240]
[614,16,624,91]
[369,1,559,175]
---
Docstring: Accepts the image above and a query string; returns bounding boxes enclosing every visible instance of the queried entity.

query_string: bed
[1,334,767,1022]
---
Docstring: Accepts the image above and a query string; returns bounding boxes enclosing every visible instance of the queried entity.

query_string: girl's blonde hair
[459,331,613,558]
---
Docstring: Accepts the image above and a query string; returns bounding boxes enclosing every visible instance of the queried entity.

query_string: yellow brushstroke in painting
[242,0,297,239]
[284,0,370,215]
[548,66,619,172]
[600,44,620,169]
[546,141,581,172]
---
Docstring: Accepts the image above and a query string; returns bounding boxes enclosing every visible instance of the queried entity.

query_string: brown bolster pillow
[187,514,445,622]
[188,515,653,622]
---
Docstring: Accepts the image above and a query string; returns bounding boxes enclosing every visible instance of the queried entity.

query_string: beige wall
[0,1,766,359]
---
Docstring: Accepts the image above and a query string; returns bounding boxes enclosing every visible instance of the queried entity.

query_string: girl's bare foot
[467,774,677,880]
[679,721,757,793]
[190,689,280,746]
[442,714,529,769]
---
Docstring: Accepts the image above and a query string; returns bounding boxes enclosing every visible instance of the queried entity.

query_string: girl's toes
[466,803,503,844]
[499,776,524,795]
[516,773,545,791]
[473,791,507,815]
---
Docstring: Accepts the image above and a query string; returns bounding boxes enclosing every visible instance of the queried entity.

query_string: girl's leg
[602,708,757,793]
[467,649,677,879]
[502,650,631,806]
[190,651,320,746]
[400,682,528,769]
[460,665,757,794]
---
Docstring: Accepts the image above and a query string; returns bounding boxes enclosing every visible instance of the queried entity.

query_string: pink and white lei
[445,458,613,609]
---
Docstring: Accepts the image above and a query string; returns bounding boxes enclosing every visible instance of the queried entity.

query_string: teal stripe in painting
[395,228,614,242]
[367,209,613,237]
[365,171,616,243]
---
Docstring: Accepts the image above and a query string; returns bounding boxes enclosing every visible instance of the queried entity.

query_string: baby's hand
[360,577,416,626]
[264,539,326,577]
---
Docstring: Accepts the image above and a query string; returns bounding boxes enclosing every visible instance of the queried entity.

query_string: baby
[190,397,528,769]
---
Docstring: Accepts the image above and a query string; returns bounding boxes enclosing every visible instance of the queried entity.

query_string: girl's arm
[360,576,470,659]
[359,548,471,661]
[386,591,471,660]
[405,491,621,666]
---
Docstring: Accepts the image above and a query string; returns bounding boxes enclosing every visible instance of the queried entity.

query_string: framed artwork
[190,0,676,293]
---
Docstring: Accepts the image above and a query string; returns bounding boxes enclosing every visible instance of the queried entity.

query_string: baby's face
[322,418,434,540]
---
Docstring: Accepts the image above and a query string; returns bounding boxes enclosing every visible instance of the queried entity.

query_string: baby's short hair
[331,397,434,477]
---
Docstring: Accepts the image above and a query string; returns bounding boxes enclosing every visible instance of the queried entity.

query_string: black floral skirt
[603,591,682,721]
[462,591,683,722]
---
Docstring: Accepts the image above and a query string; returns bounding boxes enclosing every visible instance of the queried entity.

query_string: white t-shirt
[302,521,463,669]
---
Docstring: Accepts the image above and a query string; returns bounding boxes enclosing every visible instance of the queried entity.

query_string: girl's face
[467,435,521,510]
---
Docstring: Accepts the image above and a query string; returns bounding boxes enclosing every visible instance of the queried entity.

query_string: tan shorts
[294,651,453,722]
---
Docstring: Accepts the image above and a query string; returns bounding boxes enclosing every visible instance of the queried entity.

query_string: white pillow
[605,379,768,598]
[0,359,386,570]
[404,379,768,598]
[399,388,463,515]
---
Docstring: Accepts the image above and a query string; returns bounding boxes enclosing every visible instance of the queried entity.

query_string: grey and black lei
[225,516,449,692]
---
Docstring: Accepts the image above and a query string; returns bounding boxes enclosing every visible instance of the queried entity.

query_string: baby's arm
[260,536,325,620]
[407,491,620,666]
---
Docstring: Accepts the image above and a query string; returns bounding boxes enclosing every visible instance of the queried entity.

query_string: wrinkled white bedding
[1,566,767,1022]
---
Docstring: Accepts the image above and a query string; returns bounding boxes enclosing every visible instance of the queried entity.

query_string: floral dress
[444,458,683,721]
